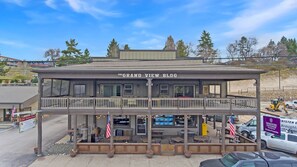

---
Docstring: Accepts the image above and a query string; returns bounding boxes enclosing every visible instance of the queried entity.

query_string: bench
[152,130,164,138]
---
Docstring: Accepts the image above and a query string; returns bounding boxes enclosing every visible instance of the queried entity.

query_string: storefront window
[113,115,130,127]
[153,115,196,127]
[103,84,121,97]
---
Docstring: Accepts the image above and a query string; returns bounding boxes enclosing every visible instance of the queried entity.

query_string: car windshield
[220,154,239,167]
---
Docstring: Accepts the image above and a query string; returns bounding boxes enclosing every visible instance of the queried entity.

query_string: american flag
[228,117,235,137]
[11,106,16,119]
[105,115,111,139]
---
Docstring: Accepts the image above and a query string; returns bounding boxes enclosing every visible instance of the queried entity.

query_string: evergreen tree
[0,61,9,76]
[124,44,130,50]
[164,35,175,50]
[57,39,90,66]
[176,40,189,57]
[107,38,119,58]
[196,30,218,63]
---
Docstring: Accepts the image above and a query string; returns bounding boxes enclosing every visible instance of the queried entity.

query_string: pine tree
[196,30,218,63]
[176,40,189,57]
[57,39,90,66]
[124,44,130,50]
[107,38,119,58]
[164,35,175,50]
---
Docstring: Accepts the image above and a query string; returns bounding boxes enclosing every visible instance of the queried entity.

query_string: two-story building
[33,50,264,158]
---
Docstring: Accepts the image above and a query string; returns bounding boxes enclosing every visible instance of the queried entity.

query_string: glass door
[136,115,146,135]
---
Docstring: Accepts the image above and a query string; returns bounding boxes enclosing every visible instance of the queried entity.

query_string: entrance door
[136,115,146,135]
[3,109,11,122]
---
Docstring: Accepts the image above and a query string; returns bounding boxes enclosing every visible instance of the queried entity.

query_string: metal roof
[32,60,265,74]
[0,86,38,104]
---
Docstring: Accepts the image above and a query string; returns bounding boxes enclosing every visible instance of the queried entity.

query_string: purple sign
[263,116,281,135]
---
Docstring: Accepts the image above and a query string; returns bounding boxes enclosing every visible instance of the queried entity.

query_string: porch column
[146,78,153,158]
[36,77,43,156]
[68,115,71,132]
[37,112,43,156]
[108,114,114,158]
[70,114,78,157]
[198,80,203,135]
[256,78,261,151]
[73,114,77,151]
[184,114,191,158]
[221,114,226,154]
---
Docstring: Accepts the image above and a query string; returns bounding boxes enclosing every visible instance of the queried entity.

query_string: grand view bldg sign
[118,73,178,78]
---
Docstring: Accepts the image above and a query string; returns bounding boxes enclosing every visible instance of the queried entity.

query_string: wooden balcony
[40,97,257,115]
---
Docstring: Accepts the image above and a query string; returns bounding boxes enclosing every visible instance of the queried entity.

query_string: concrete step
[161,151,175,156]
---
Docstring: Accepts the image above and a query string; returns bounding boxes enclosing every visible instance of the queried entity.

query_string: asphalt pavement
[0,115,67,167]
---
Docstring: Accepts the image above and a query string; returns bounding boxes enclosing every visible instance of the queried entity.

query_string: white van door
[267,133,286,152]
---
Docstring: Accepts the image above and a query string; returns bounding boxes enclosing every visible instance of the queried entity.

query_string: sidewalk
[29,154,221,167]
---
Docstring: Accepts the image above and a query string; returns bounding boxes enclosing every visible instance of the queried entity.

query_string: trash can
[202,122,208,136]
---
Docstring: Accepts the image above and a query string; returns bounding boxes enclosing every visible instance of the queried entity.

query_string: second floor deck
[41,97,257,115]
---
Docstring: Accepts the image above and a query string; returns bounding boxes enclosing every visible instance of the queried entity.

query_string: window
[74,85,86,97]
[241,162,255,167]
[209,85,221,97]
[103,84,121,97]
[124,84,133,95]
[113,115,130,127]
[288,134,297,142]
[152,115,196,127]
[273,133,285,140]
[160,84,169,95]
[174,85,194,97]
[272,163,291,167]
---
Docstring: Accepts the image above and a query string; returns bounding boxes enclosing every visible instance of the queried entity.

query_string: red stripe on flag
[106,116,111,139]
[229,117,235,137]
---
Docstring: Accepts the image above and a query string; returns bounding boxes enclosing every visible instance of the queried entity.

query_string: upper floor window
[74,84,86,97]
[124,84,133,95]
[160,84,169,95]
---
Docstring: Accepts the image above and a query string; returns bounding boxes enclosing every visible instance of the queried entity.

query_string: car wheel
[210,117,214,122]
[241,131,249,138]
[286,104,290,109]
[261,140,267,149]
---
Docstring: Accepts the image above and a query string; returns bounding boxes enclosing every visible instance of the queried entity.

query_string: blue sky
[0,0,297,60]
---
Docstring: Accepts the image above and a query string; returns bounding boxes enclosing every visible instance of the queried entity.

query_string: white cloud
[65,0,121,18]
[224,0,297,37]
[0,39,27,48]
[45,0,57,9]
[132,19,150,28]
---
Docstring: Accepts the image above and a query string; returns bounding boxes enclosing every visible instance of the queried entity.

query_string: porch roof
[32,60,265,74]
[0,86,38,104]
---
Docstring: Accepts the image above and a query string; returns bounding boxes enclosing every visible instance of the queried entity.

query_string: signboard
[263,115,281,135]
[19,114,36,133]
[118,73,178,78]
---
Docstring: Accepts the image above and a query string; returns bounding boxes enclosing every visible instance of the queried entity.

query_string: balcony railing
[41,97,257,112]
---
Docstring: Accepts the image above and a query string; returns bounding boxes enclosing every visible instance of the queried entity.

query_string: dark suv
[199,151,297,167]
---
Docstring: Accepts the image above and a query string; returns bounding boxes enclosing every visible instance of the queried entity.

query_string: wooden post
[108,114,114,158]
[184,114,191,158]
[73,114,77,151]
[256,78,261,151]
[37,112,43,156]
[37,77,43,156]
[146,78,153,158]
[68,115,71,131]
[221,114,226,154]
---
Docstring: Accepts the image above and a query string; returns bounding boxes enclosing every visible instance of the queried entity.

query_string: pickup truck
[285,100,297,110]
[251,130,297,155]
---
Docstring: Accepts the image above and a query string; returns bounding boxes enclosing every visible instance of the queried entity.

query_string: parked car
[285,100,297,110]
[259,131,297,155]
[199,151,297,167]
[207,115,238,123]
